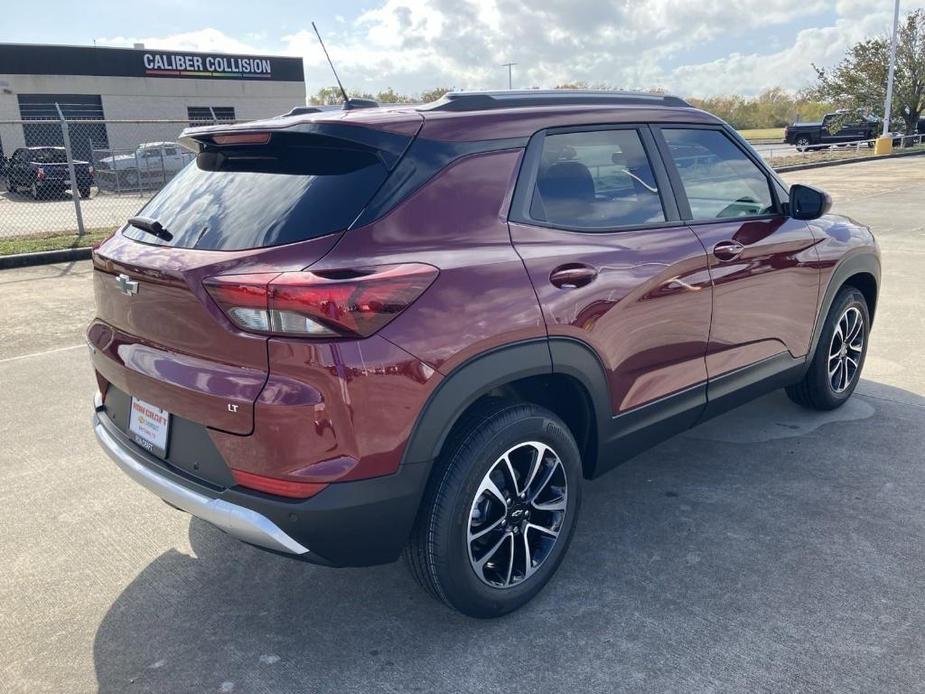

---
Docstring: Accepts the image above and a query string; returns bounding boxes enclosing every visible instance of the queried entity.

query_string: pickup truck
[95,142,194,189]
[5,146,94,199]
[784,112,879,151]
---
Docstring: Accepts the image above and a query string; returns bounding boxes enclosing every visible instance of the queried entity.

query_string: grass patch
[739,127,785,141]
[0,228,115,256]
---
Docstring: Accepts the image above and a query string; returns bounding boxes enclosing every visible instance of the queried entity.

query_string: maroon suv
[89,90,880,617]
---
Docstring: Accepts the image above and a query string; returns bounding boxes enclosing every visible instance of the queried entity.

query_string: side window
[530,129,665,230]
[661,129,775,220]
[164,147,177,156]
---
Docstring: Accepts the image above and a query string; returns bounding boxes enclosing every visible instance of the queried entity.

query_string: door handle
[712,240,745,261]
[550,264,598,289]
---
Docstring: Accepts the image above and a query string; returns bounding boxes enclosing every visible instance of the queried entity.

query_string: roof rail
[421,90,690,112]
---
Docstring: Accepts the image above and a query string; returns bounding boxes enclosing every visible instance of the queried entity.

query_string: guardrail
[757,133,925,165]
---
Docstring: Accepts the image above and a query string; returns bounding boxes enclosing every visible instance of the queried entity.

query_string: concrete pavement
[1,157,923,693]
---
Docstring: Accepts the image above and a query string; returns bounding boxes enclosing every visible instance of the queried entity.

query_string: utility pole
[501,62,517,90]
[882,0,901,137]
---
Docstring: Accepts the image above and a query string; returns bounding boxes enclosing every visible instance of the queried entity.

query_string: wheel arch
[401,338,610,480]
[808,252,880,363]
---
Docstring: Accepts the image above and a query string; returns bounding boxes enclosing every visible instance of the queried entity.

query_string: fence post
[55,103,86,237]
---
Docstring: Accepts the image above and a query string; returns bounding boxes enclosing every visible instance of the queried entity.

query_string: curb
[0,247,92,270]
[774,148,925,172]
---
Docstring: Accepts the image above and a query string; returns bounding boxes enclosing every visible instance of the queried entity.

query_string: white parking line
[0,343,85,364]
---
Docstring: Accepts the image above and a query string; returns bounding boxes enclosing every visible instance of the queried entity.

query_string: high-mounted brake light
[203,264,438,338]
[211,132,272,146]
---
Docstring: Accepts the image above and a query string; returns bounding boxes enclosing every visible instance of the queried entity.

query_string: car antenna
[311,22,353,111]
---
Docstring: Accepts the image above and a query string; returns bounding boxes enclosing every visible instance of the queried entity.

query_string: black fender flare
[401,337,612,470]
[806,251,881,367]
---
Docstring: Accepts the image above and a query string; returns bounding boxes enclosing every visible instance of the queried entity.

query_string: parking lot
[1,157,923,693]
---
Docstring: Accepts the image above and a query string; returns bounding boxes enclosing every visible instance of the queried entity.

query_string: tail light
[36,167,45,180]
[230,469,327,499]
[203,263,438,338]
[88,165,95,177]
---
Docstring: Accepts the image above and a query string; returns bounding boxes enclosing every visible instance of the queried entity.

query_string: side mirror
[789,184,832,220]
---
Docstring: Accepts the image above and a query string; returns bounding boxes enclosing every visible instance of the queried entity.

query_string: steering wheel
[717,196,761,218]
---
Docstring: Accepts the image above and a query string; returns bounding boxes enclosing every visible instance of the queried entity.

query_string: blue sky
[2,1,919,98]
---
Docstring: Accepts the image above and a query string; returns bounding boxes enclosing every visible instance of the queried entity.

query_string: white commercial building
[0,42,306,162]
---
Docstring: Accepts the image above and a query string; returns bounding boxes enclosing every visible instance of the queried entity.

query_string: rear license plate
[129,397,170,458]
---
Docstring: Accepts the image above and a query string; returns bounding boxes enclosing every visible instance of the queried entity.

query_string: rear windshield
[30,148,68,163]
[122,133,391,250]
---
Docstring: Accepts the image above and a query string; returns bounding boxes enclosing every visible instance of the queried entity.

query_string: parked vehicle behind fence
[785,111,879,151]
[95,141,194,190]
[5,146,94,199]
[88,90,880,617]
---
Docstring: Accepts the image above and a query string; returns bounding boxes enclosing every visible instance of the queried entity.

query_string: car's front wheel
[405,400,582,618]
[786,286,869,410]
[795,135,812,152]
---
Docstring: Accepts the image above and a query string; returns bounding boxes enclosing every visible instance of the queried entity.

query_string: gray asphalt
[1,158,924,693]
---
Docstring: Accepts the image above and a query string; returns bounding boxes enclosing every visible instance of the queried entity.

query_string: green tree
[308,86,346,105]
[374,87,414,104]
[419,87,453,103]
[810,9,925,135]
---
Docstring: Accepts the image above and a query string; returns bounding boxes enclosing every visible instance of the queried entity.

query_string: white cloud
[97,0,925,98]
[96,28,266,56]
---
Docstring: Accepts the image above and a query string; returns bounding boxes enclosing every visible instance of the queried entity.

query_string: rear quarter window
[122,133,392,251]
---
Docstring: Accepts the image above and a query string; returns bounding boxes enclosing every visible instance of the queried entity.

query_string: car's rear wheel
[79,186,91,199]
[795,135,812,152]
[786,286,869,410]
[405,400,582,618]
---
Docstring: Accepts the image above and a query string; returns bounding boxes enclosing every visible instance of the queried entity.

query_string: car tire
[786,287,869,411]
[795,135,812,152]
[79,186,91,199]
[405,399,582,618]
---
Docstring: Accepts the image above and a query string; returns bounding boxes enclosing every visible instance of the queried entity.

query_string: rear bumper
[93,394,430,566]
[94,416,309,555]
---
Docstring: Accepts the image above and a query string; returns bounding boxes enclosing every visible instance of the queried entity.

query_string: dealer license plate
[129,397,170,458]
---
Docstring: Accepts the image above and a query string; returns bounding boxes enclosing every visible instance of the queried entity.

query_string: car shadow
[92,381,925,693]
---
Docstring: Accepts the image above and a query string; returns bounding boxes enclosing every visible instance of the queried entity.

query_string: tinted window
[663,129,774,220]
[530,129,665,230]
[29,148,68,163]
[122,133,390,251]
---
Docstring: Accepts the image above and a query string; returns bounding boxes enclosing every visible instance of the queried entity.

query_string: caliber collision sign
[143,53,274,79]
[0,44,304,82]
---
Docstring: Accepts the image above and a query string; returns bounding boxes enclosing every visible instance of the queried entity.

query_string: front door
[508,125,713,421]
[653,126,820,385]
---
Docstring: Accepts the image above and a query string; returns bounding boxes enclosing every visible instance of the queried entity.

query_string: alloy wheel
[828,306,864,393]
[467,441,567,589]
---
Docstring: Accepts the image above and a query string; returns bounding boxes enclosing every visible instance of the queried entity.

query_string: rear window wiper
[128,216,173,242]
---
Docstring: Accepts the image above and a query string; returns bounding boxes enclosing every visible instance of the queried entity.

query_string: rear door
[509,125,713,418]
[651,125,820,382]
[89,123,417,438]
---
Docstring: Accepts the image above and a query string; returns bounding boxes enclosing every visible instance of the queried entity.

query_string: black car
[784,112,878,151]
[5,146,94,199]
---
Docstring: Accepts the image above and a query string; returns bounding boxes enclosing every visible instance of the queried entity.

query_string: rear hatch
[29,148,74,182]
[89,115,421,442]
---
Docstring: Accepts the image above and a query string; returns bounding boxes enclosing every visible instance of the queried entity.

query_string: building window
[17,94,109,162]
[187,107,236,126]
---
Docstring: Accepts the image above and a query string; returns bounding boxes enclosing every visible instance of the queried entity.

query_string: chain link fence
[0,113,229,255]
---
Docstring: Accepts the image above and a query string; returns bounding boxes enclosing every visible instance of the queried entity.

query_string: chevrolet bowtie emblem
[116,273,139,296]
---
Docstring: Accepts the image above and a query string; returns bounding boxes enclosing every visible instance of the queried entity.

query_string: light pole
[877,0,901,152]
[501,62,517,90]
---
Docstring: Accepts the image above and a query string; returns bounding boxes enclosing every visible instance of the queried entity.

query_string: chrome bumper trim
[93,396,308,555]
